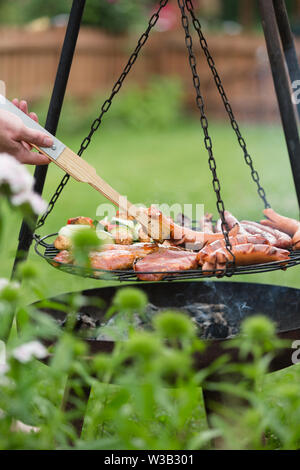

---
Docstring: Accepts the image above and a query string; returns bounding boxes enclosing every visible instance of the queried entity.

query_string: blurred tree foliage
[0,0,157,33]
[0,0,299,33]
[82,0,151,33]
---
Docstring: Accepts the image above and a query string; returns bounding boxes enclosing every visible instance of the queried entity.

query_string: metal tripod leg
[11,0,86,279]
[258,0,300,212]
[273,0,300,119]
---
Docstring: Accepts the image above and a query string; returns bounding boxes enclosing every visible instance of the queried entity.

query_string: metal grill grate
[34,233,300,282]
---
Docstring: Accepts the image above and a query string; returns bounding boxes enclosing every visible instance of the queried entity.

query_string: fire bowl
[35,281,300,372]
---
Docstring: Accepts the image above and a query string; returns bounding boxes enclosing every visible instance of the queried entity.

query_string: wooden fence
[0,26,296,121]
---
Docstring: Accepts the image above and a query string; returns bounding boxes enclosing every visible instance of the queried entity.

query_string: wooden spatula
[0,95,170,242]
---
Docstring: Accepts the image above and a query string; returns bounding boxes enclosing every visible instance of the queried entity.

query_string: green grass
[1,119,299,301]
[2,118,300,444]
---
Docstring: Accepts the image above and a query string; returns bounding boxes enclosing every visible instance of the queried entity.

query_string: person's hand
[0,99,53,165]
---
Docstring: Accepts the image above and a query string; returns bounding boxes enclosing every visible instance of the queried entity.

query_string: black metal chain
[177,0,234,267]
[185,0,270,209]
[35,0,169,231]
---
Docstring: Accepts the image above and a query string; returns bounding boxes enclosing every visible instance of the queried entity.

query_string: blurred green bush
[33,76,186,136]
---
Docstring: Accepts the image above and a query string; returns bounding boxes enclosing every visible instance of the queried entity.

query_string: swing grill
[32,0,300,282]
[34,233,300,282]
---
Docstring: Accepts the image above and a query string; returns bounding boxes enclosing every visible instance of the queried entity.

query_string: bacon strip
[99,243,159,258]
[90,250,135,271]
[134,249,198,281]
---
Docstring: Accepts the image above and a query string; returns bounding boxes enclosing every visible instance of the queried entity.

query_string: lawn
[1,118,300,301]
[2,117,300,446]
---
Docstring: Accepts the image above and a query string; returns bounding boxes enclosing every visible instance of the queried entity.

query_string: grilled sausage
[241,222,277,245]
[203,244,290,267]
[197,233,269,265]
[240,220,292,249]
[261,208,300,236]
[140,206,239,247]
[200,213,214,233]
[292,229,300,250]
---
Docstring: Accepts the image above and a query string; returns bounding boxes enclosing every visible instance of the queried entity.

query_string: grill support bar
[273,0,300,120]
[11,0,86,279]
[258,0,300,212]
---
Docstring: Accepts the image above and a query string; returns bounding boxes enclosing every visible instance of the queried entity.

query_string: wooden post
[294,0,300,19]
[239,0,255,31]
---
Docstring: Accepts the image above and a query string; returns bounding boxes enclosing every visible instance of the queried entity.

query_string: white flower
[0,153,33,193]
[0,341,9,386]
[0,340,6,364]
[12,341,48,363]
[0,278,20,293]
[0,153,46,215]
[0,279,9,292]
[11,191,47,215]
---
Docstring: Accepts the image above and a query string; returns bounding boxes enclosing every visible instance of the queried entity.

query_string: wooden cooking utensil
[0,95,170,242]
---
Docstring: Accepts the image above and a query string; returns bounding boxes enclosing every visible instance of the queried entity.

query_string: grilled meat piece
[224,210,247,234]
[109,226,133,245]
[201,213,214,233]
[67,216,94,226]
[240,220,292,249]
[176,213,192,229]
[261,208,300,249]
[261,208,299,236]
[241,222,277,245]
[215,211,246,235]
[90,250,135,271]
[54,235,72,251]
[100,242,159,258]
[200,243,290,268]
[138,226,152,243]
[136,206,238,247]
[197,233,269,265]
[134,248,198,281]
[52,250,74,265]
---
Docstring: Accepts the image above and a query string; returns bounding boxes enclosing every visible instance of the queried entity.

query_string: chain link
[177,0,234,270]
[185,0,270,209]
[35,0,169,231]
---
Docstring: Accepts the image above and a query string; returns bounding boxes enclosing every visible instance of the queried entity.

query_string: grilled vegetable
[109,226,134,245]
[96,230,115,245]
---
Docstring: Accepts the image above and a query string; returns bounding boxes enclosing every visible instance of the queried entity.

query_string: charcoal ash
[191,310,236,339]
[57,302,239,341]
[182,303,238,339]
[96,303,160,341]
[58,313,100,334]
